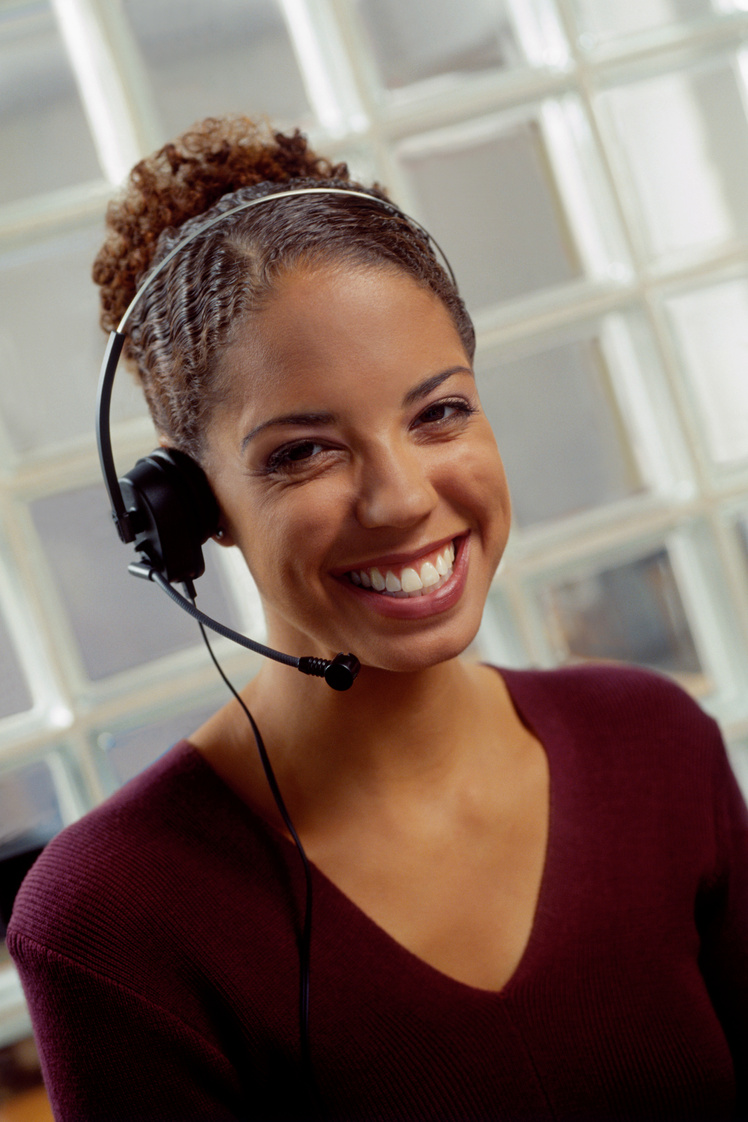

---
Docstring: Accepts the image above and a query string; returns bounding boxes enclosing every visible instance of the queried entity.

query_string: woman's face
[204,263,510,673]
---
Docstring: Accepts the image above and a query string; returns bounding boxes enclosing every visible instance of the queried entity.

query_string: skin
[190,262,549,991]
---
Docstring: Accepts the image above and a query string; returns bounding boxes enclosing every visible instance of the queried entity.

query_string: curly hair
[93,116,475,460]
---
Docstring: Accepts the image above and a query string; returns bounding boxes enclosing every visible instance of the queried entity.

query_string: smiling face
[203,262,510,673]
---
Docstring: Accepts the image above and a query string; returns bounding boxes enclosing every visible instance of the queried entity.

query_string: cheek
[230,489,344,596]
[488,448,512,525]
[440,431,511,521]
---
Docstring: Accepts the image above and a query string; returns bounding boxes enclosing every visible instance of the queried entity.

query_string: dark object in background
[0,1035,45,1103]
[0,843,45,939]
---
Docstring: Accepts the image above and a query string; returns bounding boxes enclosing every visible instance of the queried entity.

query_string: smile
[336,534,471,621]
[346,542,455,597]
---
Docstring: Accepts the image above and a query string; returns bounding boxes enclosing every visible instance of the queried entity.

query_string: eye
[414,398,476,427]
[265,440,326,473]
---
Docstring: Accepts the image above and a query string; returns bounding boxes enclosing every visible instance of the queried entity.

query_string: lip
[330,532,459,578]
[334,533,471,620]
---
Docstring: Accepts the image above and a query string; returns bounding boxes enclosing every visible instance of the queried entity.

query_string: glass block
[475,585,530,668]
[737,511,748,568]
[94,702,219,790]
[398,116,582,313]
[570,0,716,49]
[478,332,642,527]
[538,548,704,682]
[662,275,748,466]
[29,484,240,681]
[0,607,32,721]
[0,1,101,205]
[0,758,64,862]
[123,0,310,138]
[596,55,748,263]
[354,0,522,90]
[0,223,149,457]
[727,736,748,803]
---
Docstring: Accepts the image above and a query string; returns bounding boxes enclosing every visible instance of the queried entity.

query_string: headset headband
[96,186,456,543]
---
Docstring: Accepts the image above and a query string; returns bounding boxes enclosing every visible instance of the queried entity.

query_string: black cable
[185,586,320,1107]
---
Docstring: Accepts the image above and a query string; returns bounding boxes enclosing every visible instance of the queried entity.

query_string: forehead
[219,263,468,407]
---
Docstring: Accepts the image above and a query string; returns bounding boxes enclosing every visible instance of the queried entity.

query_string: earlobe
[213,526,236,548]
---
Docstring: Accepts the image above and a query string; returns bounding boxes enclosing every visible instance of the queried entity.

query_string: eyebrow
[242,412,335,450]
[242,366,473,449]
[402,366,473,406]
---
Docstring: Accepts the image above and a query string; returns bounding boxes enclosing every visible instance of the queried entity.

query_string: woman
[8,116,748,1120]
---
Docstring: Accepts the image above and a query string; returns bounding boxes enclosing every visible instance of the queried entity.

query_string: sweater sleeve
[698,736,748,1116]
[8,931,249,1122]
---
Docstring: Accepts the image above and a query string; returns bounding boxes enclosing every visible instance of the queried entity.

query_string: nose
[354,440,437,530]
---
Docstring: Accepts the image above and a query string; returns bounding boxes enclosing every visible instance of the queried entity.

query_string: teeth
[385,571,401,593]
[420,561,439,588]
[401,567,422,593]
[349,541,457,597]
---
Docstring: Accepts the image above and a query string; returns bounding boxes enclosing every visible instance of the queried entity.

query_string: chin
[346,615,484,676]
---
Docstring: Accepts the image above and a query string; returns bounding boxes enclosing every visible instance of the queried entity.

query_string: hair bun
[93,116,349,332]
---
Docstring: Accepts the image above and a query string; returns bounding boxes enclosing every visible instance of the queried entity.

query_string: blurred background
[1,0,748,1112]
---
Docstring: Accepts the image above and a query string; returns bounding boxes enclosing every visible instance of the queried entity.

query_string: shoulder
[497,664,746,871]
[7,741,256,976]
[499,661,720,740]
[497,662,726,799]
[16,740,210,893]
[8,740,301,1045]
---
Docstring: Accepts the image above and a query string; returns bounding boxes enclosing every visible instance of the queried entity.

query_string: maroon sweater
[8,665,748,1120]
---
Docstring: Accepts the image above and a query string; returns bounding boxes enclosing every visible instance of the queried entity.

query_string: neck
[242,656,498,798]
[191,635,514,839]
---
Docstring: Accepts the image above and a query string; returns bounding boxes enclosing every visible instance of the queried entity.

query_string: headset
[96,186,457,691]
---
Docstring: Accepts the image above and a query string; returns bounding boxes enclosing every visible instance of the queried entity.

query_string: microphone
[128,561,360,691]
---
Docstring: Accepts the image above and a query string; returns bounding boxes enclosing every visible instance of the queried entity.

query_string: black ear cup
[118,448,220,584]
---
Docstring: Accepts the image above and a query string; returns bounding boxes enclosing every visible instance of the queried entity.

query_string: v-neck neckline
[182,665,567,999]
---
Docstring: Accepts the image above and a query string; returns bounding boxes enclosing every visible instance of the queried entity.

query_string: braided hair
[93,116,474,460]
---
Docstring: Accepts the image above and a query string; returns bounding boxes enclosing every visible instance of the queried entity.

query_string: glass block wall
[1,0,748,1043]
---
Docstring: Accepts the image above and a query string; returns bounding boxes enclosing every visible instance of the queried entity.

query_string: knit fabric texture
[8,664,748,1120]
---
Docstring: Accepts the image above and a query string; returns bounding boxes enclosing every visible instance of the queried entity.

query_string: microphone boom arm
[128,561,360,690]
